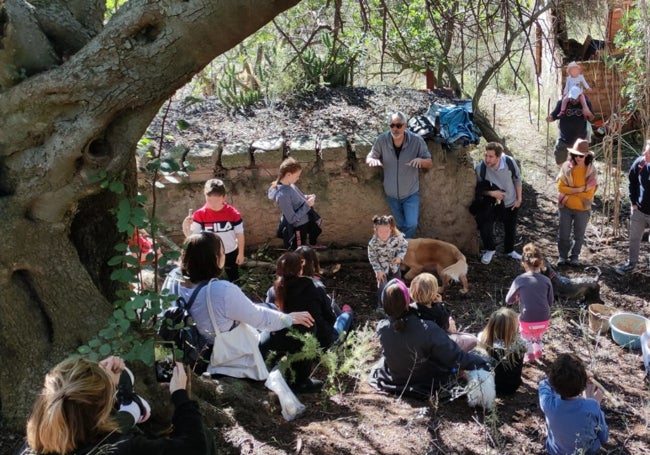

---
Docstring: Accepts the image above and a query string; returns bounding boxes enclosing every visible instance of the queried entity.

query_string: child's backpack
[159,280,211,372]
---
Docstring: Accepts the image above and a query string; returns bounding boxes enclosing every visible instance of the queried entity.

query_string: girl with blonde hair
[478,307,526,395]
[410,273,477,352]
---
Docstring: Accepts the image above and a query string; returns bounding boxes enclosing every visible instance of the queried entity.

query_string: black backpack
[407,115,437,140]
[478,155,519,181]
[159,280,211,372]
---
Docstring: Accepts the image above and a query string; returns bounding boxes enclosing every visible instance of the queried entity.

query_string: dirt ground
[3,88,650,454]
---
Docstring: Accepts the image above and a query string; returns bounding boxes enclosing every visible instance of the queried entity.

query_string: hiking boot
[615,262,635,275]
[568,258,582,267]
[507,251,522,261]
[481,250,496,265]
[557,257,567,267]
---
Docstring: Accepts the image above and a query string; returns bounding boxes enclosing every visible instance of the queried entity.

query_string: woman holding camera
[19,356,208,454]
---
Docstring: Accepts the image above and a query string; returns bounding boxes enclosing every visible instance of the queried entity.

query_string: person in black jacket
[19,356,210,455]
[546,94,593,165]
[616,140,650,274]
[260,252,352,393]
[369,278,490,398]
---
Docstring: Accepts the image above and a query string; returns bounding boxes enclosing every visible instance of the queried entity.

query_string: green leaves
[77,119,188,363]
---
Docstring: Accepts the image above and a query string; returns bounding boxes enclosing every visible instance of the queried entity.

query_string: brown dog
[402,238,469,294]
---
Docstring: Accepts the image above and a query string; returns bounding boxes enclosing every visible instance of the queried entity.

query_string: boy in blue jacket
[539,353,608,455]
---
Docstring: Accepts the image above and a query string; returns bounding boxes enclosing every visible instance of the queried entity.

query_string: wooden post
[546,98,551,182]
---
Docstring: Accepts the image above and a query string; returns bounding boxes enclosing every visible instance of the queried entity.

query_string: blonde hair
[26,357,118,454]
[480,307,520,364]
[409,273,440,305]
[521,242,543,269]
[566,61,582,75]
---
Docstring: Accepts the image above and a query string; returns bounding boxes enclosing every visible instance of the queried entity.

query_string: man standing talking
[474,142,523,264]
[616,140,650,274]
[366,112,433,238]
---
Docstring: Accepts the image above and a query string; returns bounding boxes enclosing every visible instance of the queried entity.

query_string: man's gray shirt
[368,130,431,199]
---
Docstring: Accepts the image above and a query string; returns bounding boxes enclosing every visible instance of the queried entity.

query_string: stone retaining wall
[149,134,479,254]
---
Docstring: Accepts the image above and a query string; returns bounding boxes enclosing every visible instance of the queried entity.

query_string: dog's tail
[441,256,468,282]
[585,266,602,282]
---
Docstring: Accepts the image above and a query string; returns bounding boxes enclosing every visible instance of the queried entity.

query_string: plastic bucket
[609,313,650,349]
[588,304,617,333]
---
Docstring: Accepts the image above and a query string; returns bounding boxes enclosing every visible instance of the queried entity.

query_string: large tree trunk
[0,0,300,428]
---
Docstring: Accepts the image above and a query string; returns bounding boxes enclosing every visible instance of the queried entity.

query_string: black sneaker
[291,378,323,394]
[615,262,635,275]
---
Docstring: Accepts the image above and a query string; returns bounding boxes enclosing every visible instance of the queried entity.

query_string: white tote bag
[206,280,269,381]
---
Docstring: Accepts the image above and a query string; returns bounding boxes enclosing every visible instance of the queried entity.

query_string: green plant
[268,323,379,394]
[319,323,378,394]
[216,62,263,113]
[78,100,191,363]
[610,4,650,133]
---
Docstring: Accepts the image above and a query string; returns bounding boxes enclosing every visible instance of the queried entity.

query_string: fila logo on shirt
[204,222,233,232]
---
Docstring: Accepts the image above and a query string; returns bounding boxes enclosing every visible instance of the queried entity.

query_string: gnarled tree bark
[0,0,300,428]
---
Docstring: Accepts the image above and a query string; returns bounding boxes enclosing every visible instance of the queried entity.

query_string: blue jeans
[386,192,419,238]
[334,312,353,337]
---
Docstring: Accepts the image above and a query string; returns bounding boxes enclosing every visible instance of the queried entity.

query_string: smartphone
[154,341,176,383]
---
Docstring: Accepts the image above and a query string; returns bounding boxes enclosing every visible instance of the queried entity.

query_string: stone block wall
[150,135,479,254]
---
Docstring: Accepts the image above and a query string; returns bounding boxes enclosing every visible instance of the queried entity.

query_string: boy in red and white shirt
[183,179,245,283]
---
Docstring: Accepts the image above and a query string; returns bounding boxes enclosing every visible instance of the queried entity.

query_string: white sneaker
[481,250,496,264]
[507,251,522,260]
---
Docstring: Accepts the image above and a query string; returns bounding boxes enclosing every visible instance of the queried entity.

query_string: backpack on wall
[407,115,438,140]
[159,280,210,372]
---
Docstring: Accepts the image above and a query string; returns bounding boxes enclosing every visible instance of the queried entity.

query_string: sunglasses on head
[389,123,404,129]
[373,216,392,225]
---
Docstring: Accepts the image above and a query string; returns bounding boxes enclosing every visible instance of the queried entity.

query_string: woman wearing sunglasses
[556,138,597,267]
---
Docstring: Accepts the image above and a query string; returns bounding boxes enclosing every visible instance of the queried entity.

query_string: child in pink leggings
[506,243,553,361]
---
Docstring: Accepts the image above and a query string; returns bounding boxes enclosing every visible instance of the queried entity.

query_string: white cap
[569,86,582,100]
